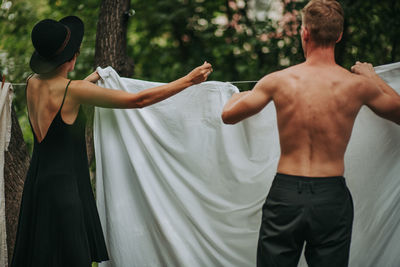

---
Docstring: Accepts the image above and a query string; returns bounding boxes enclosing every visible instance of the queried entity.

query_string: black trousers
[257,173,354,267]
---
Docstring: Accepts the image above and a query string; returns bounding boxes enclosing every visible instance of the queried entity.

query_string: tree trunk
[94,0,134,77]
[85,0,134,167]
[4,107,30,265]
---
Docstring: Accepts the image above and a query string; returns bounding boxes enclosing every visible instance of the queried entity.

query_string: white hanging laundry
[94,63,400,267]
[0,82,13,267]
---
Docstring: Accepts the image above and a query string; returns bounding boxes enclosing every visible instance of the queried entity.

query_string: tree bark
[4,107,30,265]
[85,0,135,167]
[94,0,134,77]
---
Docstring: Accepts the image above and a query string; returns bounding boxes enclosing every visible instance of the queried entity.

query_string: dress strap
[25,74,34,94]
[25,74,34,123]
[59,79,72,112]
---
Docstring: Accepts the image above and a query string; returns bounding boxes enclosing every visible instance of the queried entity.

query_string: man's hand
[351,61,377,78]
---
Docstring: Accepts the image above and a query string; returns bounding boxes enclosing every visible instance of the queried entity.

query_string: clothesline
[226,80,258,84]
[8,62,398,87]
[7,83,24,86]
[8,80,260,87]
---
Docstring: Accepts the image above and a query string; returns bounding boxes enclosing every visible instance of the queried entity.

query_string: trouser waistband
[274,173,347,194]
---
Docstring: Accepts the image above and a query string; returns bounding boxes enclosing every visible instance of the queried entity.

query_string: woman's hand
[84,71,101,83]
[185,61,213,85]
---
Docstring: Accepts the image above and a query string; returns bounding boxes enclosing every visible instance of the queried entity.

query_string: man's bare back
[273,62,369,176]
[222,59,400,177]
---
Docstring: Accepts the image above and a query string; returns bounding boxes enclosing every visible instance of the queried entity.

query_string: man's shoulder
[260,64,303,83]
[253,65,303,97]
[277,63,304,75]
[344,71,372,90]
[334,69,379,103]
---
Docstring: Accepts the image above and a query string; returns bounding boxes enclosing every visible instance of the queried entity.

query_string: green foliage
[337,0,400,67]
[129,0,288,90]
[128,0,400,88]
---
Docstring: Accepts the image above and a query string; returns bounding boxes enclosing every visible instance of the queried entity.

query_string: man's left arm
[221,74,276,124]
[351,61,400,98]
[352,62,400,124]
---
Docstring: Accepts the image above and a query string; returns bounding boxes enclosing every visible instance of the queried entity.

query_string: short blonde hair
[302,0,344,47]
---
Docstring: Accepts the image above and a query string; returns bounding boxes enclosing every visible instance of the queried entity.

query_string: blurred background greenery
[1,0,399,152]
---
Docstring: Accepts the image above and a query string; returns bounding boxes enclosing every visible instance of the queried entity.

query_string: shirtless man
[221,0,400,266]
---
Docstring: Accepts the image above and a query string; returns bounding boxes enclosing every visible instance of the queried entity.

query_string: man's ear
[302,26,310,42]
[336,32,343,43]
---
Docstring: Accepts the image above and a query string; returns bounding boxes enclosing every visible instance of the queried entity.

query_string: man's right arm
[221,73,278,124]
[352,62,400,125]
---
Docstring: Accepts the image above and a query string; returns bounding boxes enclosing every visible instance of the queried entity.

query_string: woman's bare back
[26,75,80,143]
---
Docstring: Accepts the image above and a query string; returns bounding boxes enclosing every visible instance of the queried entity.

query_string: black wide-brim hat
[30,16,84,74]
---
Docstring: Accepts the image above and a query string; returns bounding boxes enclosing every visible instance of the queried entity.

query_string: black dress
[11,80,109,267]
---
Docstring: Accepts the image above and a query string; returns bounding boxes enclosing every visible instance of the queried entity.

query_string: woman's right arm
[69,62,212,109]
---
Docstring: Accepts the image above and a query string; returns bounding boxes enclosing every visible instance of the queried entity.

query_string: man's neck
[304,44,336,66]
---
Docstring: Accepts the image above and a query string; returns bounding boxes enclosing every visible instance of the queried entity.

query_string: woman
[11,16,212,267]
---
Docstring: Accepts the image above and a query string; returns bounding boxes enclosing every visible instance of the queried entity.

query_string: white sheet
[94,63,400,267]
[0,82,13,267]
